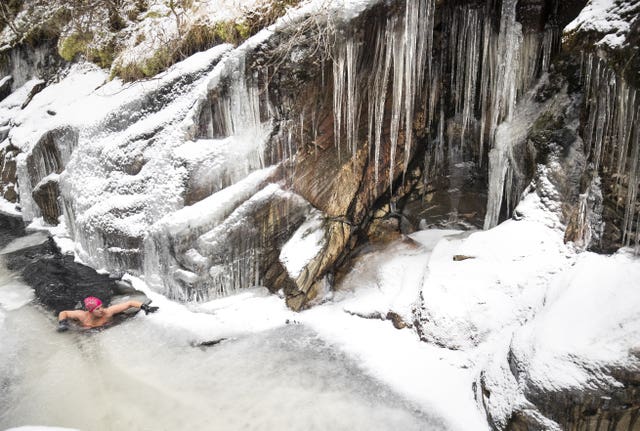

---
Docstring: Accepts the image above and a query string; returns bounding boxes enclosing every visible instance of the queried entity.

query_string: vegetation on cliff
[0,0,301,81]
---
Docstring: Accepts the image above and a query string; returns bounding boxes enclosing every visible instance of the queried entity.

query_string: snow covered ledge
[419,184,640,429]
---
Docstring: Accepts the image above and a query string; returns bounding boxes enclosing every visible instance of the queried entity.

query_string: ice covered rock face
[0,0,637,309]
[0,0,595,307]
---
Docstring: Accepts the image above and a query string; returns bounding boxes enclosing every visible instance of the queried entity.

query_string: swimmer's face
[91,306,106,317]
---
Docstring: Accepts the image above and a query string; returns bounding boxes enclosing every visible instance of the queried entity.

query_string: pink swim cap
[84,296,103,312]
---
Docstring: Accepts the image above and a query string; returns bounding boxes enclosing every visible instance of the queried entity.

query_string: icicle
[492,0,522,128]
[346,39,360,159]
[388,27,405,193]
[581,53,640,250]
[478,16,494,167]
[332,0,434,189]
[402,0,431,175]
[299,112,305,150]
[373,27,393,185]
[623,112,639,245]
[332,45,346,159]
[541,26,558,73]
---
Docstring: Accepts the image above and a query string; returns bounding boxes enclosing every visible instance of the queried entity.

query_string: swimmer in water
[57,296,158,331]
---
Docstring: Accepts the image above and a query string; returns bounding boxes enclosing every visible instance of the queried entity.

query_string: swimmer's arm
[105,300,143,315]
[58,309,85,322]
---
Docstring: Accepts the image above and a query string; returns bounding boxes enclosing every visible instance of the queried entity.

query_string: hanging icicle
[582,54,640,250]
[332,0,434,191]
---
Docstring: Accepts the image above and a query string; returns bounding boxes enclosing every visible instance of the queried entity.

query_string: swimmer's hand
[140,301,159,315]
[57,319,70,332]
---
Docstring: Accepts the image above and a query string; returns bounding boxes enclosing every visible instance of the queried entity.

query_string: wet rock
[3,184,17,202]
[513,371,640,431]
[20,80,46,109]
[0,75,12,102]
[4,236,144,315]
[366,210,402,245]
[32,176,60,225]
[452,254,475,261]
[0,142,19,203]
[26,127,79,181]
[516,0,548,33]
[191,338,227,349]
[386,311,409,330]
[0,213,25,248]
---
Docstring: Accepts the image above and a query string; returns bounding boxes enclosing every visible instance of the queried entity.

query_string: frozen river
[0,253,444,431]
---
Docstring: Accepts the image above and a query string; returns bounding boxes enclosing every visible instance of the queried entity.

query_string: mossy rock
[111,47,172,81]
[58,33,92,62]
[89,38,118,69]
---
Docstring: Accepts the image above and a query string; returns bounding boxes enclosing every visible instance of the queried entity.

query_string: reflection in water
[0,264,444,431]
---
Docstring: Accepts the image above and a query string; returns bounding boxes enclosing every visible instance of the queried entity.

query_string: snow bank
[512,249,640,391]
[416,193,571,349]
[124,274,295,342]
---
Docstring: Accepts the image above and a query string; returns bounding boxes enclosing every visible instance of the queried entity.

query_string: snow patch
[280,211,326,279]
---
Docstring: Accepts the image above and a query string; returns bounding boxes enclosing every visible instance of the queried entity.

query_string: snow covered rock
[564,0,640,87]
[481,249,640,430]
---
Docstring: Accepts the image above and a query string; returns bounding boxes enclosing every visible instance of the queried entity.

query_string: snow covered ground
[141,189,639,430]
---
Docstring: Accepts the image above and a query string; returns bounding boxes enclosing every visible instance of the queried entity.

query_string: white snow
[150,166,275,239]
[279,211,326,279]
[124,274,296,342]
[134,186,639,429]
[0,197,20,217]
[512,249,640,390]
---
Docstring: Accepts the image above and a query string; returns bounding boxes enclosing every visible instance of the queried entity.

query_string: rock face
[490,339,640,431]
[31,175,60,225]
[23,126,78,224]
[1,0,601,311]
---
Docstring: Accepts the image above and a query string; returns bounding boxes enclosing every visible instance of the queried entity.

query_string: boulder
[32,175,60,225]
